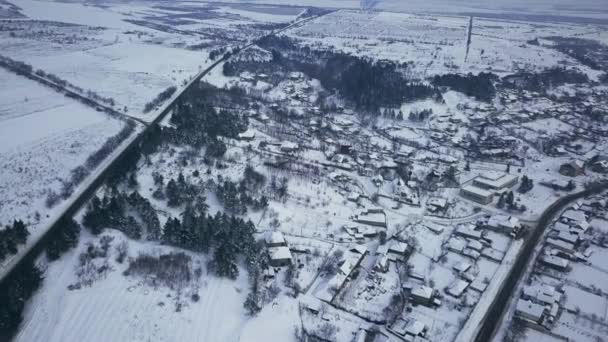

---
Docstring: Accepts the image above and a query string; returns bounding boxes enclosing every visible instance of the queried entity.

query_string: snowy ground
[15,230,251,342]
[0,68,125,231]
[285,9,607,78]
[1,0,300,119]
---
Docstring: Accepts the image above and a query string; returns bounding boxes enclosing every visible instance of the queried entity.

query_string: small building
[280,141,299,153]
[454,225,483,240]
[266,231,287,248]
[423,222,445,234]
[460,185,493,205]
[559,160,585,177]
[446,279,470,298]
[472,173,519,191]
[545,238,576,254]
[426,197,448,212]
[388,241,410,258]
[515,299,545,324]
[410,285,434,307]
[486,215,521,234]
[540,255,569,271]
[268,246,292,267]
[353,209,387,228]
[237,130,256,141]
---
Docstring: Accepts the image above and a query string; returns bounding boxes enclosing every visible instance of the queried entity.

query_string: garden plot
[0,69,125,232]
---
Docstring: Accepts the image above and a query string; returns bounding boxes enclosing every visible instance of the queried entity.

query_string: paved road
[0,14,325,286]
[473,183,608,342]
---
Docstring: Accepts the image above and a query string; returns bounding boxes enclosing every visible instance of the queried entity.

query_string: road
[0,13,325,286]
[472,182,608,342]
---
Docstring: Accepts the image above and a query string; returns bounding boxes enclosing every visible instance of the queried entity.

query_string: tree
[166,179,182,207]
[46,217,80,261]
[243,292,261,316]
[12,220,28,245]
[506,191,515,208]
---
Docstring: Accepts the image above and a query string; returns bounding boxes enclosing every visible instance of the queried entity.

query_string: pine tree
[12,220,28,245]
[166,179,182,207]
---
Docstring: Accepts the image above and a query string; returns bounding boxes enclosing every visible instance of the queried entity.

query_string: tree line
[225,35,442,111]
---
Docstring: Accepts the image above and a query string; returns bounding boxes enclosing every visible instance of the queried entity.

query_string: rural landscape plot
[1,1,608,342]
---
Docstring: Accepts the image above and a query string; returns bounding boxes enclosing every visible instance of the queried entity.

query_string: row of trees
[0,220,29,262]
[143,86,177,113]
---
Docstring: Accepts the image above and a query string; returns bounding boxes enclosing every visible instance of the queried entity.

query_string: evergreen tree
[166,179,182,207]
[47,217,80,261]
[12,220,28,245]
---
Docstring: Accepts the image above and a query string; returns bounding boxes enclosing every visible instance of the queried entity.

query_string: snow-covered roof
[487,214,520,230]
[473,173,518,190]
[461,184,493,198]
[411,285,433,300]
[388,241,409,255]
[266,231,286,245]
[447,279,470,297]
[516,299,545,321]
[269,246,292,261]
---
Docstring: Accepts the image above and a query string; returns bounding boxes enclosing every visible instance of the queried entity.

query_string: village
[2,3,608,342]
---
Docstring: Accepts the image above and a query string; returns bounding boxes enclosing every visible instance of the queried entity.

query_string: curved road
[473,182,608,342]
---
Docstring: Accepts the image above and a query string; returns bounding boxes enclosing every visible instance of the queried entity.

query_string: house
[410,285,435,307]
[481,248,505,262]
[559,160,585,177]
[472,173,518,191]
[453,262,472,274]
[388,241,410,261]
[423,222,445,234]
[391,318,428,339]
[540,255,569,271]
[238,130,256,141]
[353,209,387,228]
[556,231,580,245]
[454,225,483,240]
[522,284,562,306]
[546,238,576,254]
[280,141,299,153]
[486,215,521,234]
[515,299,545,324]
[268,246,292,267]
[589,155,608,173]
[266,231,287,248]
[446,279,470,298]
[347,192,361,203]
[426,197,448,212]
[460,185,493,205]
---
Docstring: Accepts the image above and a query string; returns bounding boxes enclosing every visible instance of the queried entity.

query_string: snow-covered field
[285,9,607,78]
[0,0,300,119]
[15,230,251,342]
[0,69,125,231]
